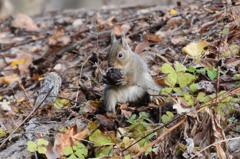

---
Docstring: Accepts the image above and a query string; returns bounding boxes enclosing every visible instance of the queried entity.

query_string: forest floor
[0,1,240,159]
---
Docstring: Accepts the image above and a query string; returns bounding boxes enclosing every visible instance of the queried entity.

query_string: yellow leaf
[11,59,25,67]
[182,41,208,59]
[169,9,178,15]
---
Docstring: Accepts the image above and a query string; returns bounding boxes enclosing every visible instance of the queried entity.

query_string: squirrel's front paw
[115,78,127,86]
[103,67,126,86]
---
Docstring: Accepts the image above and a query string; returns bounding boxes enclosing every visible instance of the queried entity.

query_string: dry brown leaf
[0,74,20,85]
[134,41,149,54]
[96,114,115,130]
[51,125,78,157]
[145,33,162,43]
[81,100,100,113]
[72,128,89,141]
[113,25,122,36]
[113,23,131,36]
[11,13,40,31]
[211,113,228,159]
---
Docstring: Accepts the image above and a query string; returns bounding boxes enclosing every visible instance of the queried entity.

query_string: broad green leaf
[178,72,196,88]
[0,128,7,138]
[54,98,70,109]
[190,83,198,94]
[196,68,206,73]
[166,72,177,87]
[183,93,194,105]
[173,87,182,93]
[207,68,217,80]
[124,154,131,159]
[95,145,113,157]
[63,146,74,156]
[27,141,37,152]
[75,150,86,159]
[127,114,137,124]
[166,111,174,118]
[161,111,174,124]
[187,66,196,73]
[89,130,114,146]
[37,146,47,154]
[196,92,206,102]
[160,87,173,95]
[68,154,77,159]
[160,63,175,74]
[175,61,186,72]
[138,139,152,155]
[37,138,49,146]
[139,112,150,120]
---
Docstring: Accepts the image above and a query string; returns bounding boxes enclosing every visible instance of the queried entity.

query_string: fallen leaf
[0,74,20,85]
[169,8,178,15]
[11,13,40,31]
[182,41,208,59]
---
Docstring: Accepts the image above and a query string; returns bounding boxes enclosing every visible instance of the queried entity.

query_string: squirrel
[103,33,161,114]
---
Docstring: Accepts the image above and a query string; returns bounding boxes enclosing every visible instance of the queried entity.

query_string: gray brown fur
[104,34,161,113]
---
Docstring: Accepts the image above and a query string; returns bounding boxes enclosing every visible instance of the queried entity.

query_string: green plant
[27,138,49,154]
[63,142,88,159]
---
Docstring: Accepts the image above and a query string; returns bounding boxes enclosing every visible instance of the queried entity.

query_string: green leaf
[75,150,85,159]
[189,83,198,94]
[63,146,74,156]
[187,66,196,73]
[37,139,49,146]
[160,87,173,95]
[166,111,174,118]
[178,72,196,88]
[27,141,37,152]
[207,68,217,80]
[161,63,175,74]
[236,125,240,132]
[68,154,77,159]
[124,154,131,159]
[229,44,239,54]
[161,111,174,124]
[222,26,229,36]
[37,146,47,154]
[175,61,187,72]
[196,68,206,73]
[166,72,177,87]
[139,112,150,120]
[183,93,194,105]
[127,114,137,124]
[89,130,114,146]
[95,145,113,157]
[54,98,70,109]
[0,128,7,138]
[196,92,206,102]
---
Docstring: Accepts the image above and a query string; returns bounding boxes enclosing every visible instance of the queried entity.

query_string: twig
[18,81,34,108]
[134,119,185,158]
[0,87,53,149]
[190,136,240,159]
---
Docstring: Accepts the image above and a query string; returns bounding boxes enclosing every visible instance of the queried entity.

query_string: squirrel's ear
[111,32,117,43]
[121,35,131,51]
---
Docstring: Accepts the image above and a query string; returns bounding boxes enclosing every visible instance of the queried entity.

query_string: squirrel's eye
[118,52,123,58]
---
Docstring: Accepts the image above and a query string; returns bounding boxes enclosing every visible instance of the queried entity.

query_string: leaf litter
[0,1,240,158]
